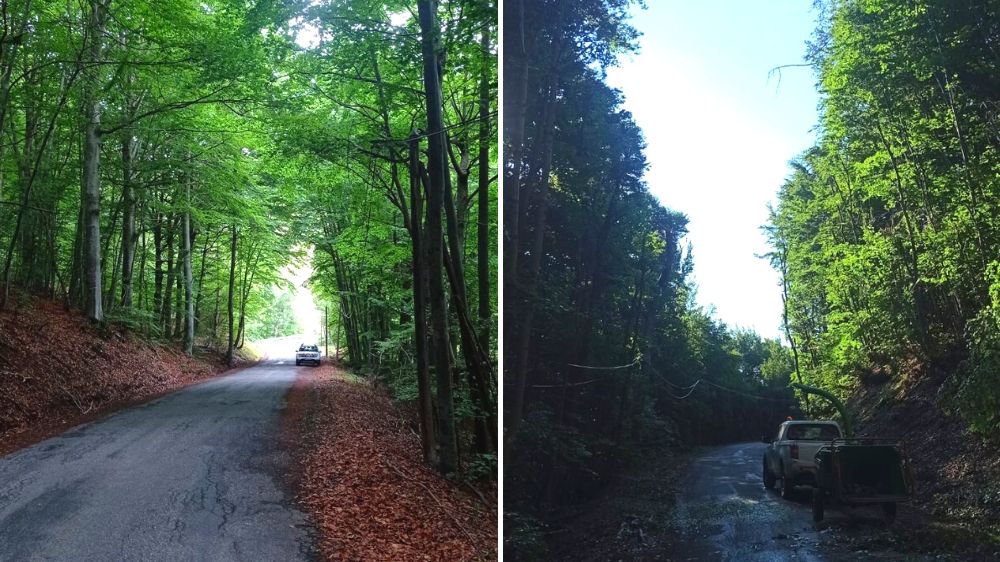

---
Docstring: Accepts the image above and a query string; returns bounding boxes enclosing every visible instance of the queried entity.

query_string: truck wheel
[780,475,793,499]
[882,502,896,523]
[812,489,824,522]
[295,360,301,366]
[763,459,776,490]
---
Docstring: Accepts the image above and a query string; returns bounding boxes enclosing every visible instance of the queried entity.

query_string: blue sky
[605,1,821,339]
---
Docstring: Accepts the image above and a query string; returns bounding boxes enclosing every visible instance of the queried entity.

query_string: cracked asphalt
[0,354,314,562]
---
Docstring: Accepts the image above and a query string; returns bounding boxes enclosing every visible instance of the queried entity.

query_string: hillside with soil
[0,295,250,456]
[852,366,1000,540]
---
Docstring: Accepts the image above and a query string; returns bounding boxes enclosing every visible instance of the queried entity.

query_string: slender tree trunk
[81,0,109,322]
[226,225,237,366]
[409,134,437,466]
[507,54,562,451]
[69,202,84,307]
[503,0,528,280]
[162,224,174,335]
[194,229,213,331]
[173,251,183,338]
[152,213,164,325]
[119,130,137,308]
[778,246,811,415]
[182,178,194,355]
[417,0,458,474]
[477,23,492,359]
[443,164,495,454]
[235,247,258,349]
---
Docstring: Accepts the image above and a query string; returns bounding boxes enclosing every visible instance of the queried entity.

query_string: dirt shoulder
[528,439,1000,561]
[285,362,497,562]
[851,371,1000,550]
[529,445,693,561]
[0,296,251,457]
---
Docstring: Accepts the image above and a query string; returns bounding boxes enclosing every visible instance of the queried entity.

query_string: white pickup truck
[762,420,842,498]
[295,344,321,366]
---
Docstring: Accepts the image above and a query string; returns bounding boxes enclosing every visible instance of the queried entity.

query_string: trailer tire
[812,489,824,522]
[780,474,794,499]
[882,502,896,523]
[763,459,776,490]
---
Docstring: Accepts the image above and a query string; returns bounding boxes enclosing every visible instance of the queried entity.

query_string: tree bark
[417,0,458,474]
[226,225,237,366]
[162,223,175,335]
[194,229,213,331]
[182,177,194,355]
[507,52,562,451]
[409,133,437,467]
[119,130,137,308]
[477,22,492,360]
[152,212,164,325]
[81,0,109,322]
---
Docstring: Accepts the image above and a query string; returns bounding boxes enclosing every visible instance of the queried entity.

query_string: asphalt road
[669,442,946,562]
[0,354,314,562]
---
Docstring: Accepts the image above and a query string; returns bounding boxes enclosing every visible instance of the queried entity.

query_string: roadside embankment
[0,296,252,456]
[286,362,497,561]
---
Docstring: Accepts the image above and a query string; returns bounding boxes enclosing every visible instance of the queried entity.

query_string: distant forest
[503,0,798,554]
[504,0,1000,557]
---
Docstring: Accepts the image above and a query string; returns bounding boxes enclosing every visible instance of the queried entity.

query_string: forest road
[0,356,314,562]
[669,441,947,561]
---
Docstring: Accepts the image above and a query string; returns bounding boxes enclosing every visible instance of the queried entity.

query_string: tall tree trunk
[417,0,458,474]
[119,130,137,308]
[503,0,528,280]
[507,55,562,451]
[81,0,109,322]
[226,225,237,366]
[778,245,811,415]
[443,165,495,454]
[152,213,164,324]
[182,178,194,355]
[477,22,492,359]
[69,202,84,307]
[194,229,213,331]
[162,224,174,335]
[409,134,437,467]
[235,246,259,350]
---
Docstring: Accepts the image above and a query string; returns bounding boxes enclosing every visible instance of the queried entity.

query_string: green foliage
[504,0,800,537]
[502,511,549,562]
[245,286,301,340]
[465,453,497,482]
[0,0,498,475]
[769,0,1000,435]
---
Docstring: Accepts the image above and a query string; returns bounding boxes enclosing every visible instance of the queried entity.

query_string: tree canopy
[0,0,497,476]
[767,0,1000,435]
[503,1,799,556]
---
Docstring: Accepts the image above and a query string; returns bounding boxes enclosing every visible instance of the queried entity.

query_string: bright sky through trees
[606,1,820,338]
[282,249,322,344]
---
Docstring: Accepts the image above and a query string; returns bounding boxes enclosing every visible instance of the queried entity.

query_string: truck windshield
[786,424,840,440]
